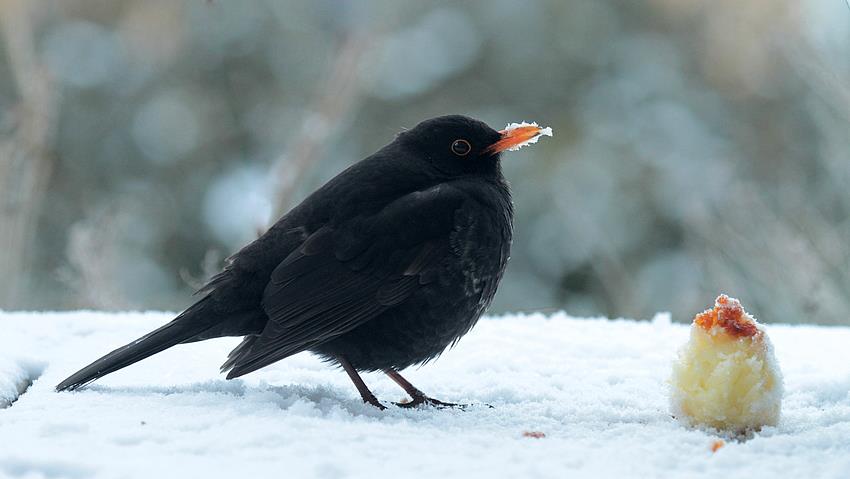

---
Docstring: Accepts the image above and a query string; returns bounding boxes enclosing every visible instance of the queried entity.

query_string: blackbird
[56,115,551,409]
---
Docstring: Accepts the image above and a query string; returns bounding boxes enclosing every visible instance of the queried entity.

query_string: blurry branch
[178,249,223,292]
[766,10,850,323]
[61,211,130,310]
[271,32,376,216]
[688,187,850,325]
[0,0,57,307]
[782,42,850,126]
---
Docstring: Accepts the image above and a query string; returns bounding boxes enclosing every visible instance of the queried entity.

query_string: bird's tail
[55,305,215,392]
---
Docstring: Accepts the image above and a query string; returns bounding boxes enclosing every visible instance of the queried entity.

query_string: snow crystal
[0,310,848,478]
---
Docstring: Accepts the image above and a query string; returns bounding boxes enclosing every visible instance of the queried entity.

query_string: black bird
[56,115,551,409]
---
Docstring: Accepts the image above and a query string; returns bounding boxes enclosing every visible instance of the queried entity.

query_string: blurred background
[1,0,848,324]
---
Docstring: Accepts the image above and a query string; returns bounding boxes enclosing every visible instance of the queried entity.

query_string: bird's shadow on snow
[78,380,485,421]
[80,380,411,419]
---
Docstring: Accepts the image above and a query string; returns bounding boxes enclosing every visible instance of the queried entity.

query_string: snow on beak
[486,122,553,154]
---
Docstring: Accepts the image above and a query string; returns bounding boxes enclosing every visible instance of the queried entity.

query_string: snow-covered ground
[1,310,849,479]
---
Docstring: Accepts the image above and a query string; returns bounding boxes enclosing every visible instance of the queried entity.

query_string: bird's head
[397,115,551,178]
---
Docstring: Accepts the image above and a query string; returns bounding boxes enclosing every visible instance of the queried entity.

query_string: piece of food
[670,294,783,433]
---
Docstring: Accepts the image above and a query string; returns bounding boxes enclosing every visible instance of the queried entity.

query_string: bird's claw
[361,396,387,410]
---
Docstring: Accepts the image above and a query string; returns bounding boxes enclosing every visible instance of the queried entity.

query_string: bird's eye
[451,139,471,156]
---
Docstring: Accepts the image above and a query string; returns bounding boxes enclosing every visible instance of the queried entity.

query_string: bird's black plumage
[57,115,536,408]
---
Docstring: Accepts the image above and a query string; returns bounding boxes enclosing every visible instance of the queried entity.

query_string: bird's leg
[384,370,465,409]
[338,356,385,410]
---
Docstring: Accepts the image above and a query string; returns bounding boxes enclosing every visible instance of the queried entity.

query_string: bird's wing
[224,184,471,378]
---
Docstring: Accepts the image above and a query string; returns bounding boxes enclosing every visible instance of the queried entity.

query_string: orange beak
[485,124,550,154]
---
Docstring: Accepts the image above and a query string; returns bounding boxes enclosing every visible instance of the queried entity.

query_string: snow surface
[1,310,849,479]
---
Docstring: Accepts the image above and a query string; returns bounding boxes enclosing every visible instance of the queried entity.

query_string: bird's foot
[337,355,386,410]
[393,395,466,410]
[362,394,387,410]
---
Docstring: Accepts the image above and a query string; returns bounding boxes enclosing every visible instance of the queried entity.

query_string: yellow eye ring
[451,139,472,156]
